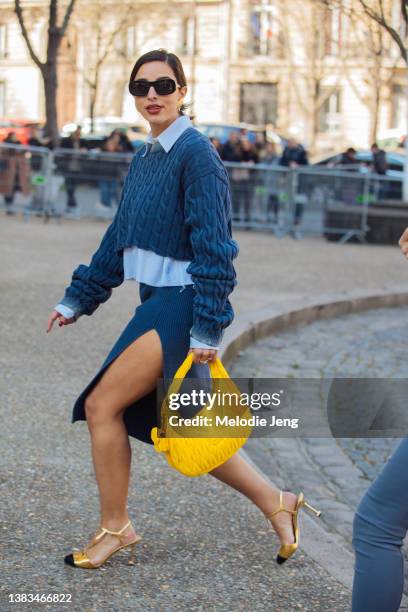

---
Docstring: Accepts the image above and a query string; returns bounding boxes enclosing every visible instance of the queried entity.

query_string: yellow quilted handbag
[151,352,252,477]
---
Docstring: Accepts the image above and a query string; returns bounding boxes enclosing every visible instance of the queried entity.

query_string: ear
[179,85,187,100]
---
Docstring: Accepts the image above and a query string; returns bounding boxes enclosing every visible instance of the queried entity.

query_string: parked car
[312,150,404,202]
[311,151,408,243]
[193,122,283,148]
[61,117,147,150]
[0,118,41,145]
[314,150,405,179]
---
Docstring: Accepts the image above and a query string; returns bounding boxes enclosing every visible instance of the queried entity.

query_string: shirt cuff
[54,303,77,319]
[190,336,220,350]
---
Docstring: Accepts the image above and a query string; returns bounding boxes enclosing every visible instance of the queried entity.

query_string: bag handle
[164,352,231,402]
[159,352,234,434]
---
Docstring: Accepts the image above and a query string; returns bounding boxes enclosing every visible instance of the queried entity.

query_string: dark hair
[129,48,194,120]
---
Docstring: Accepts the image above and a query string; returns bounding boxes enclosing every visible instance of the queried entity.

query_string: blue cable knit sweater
[58,126,239,346]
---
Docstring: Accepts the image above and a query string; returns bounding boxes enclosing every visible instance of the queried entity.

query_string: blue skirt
[71,282,211,445]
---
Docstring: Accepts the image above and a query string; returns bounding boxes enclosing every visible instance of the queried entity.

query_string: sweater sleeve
[55,155,139,317]
[56,215,124,317]
[184,170,239,347]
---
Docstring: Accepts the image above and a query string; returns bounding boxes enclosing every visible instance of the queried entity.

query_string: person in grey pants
[352,227,408,611]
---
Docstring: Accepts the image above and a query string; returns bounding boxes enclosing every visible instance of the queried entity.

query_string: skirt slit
[70,283,211,445]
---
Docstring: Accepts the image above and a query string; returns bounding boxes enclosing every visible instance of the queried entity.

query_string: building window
[0,81,6,115]
[126,25,138,59]
[181,16,197,56]
[0,24,8,59]
[318,88,342,133]
[249,3,275,56]
[239,82,278,125]
[318,4,343,57]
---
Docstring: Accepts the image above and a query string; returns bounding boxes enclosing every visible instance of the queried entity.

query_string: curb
[220,288,408,365]
[221,288,408,605]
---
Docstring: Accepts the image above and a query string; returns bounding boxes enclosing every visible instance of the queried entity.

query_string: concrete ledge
[220,288,408,365]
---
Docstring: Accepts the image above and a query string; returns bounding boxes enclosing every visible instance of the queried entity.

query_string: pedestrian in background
[371,143,387,175]
[279,138,309,168]
[110,129,134,153]
[0,132,31,215]
[351,226,408,611]
[336,147,361,207]
[60,125,87,215]
[209,136,222,156]
[220,131,242,162]
[338,147,360,169]
[279,138,309,233]
[95,132,122,213]
[27,126,52,214]
[260,142,280,224]
[230,137,258,226]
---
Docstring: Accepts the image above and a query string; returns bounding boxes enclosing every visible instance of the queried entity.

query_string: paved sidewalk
[1,215,408,611]
[230,308,408,586]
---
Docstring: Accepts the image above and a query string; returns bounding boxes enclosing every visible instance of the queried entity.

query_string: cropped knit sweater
[56,117,219,349]
[55,120,239,347]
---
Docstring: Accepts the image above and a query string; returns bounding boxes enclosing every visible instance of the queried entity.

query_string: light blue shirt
[55,114,220,350]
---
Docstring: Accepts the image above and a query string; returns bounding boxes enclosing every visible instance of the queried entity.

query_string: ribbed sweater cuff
[189,325,225,348]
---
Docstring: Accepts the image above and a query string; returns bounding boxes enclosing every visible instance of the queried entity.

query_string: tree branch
[357,0,407,63]
[60,0,77,36]
[402,0,408,27]
[14,0,44,70]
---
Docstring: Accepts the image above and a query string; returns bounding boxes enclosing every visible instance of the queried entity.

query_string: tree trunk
[90,89,97,134]
[370,85,380,145]
[43,64,60,147]
[310,80,320,156]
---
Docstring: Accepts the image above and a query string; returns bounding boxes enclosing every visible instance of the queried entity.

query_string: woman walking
[46,49,319,569]
[351,227,408,611]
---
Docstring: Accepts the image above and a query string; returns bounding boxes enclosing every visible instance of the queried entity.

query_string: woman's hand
[46,310,77,333]
[188,347,218,365]
[399,228,408,259]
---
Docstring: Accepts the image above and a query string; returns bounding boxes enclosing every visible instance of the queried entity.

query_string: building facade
[0,0,407,154]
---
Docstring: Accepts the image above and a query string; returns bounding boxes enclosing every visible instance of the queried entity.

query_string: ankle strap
[264,491,296,519]
[95,520,131,542]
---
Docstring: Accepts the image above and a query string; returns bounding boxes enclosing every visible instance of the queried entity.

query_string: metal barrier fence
[225,162,403,242]
[0,142,404,242]
[0,143,133,221]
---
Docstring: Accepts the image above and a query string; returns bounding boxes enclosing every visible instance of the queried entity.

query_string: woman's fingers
[189,348,217,364]
[46,311,60,333]
[46,310,76,333]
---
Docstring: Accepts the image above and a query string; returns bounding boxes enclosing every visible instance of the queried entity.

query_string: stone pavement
[1,214,408,612]
[229,308,407,549]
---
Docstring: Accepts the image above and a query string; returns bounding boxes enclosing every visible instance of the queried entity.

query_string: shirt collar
[143,115,192,156]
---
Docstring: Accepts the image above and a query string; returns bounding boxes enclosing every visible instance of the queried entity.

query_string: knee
[84,392,112,428]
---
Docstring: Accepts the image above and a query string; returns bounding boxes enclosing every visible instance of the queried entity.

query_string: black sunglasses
[128,77,180,97]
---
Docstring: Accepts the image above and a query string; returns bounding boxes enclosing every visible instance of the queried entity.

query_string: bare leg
[209,453,297,546]
[78,329,164,564]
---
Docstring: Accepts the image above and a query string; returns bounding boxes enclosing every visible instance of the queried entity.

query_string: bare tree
[14,0,77,146]
[68,1,176,131]
[68,3,131,132]
[338,7,400,143]
[276,0,341,153]
[320,0,407,62]
[356,0,407,62]
[321,0,408,195]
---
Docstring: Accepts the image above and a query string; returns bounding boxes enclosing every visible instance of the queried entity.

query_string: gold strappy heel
[64,519,141,569]
[264,491,321,564]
